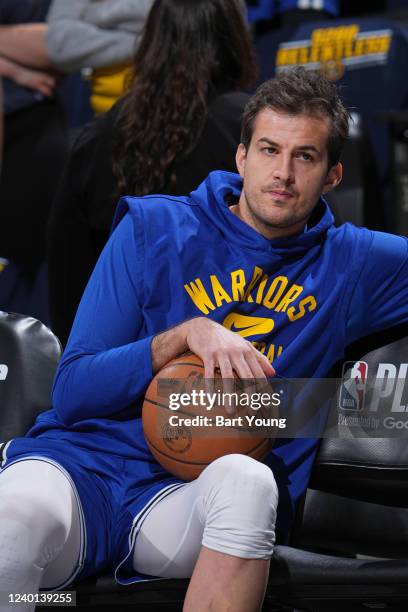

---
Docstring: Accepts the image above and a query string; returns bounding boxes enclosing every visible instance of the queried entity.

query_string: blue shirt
[27,170,408,536]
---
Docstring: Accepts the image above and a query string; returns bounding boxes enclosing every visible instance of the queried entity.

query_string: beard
[243,187,312,232]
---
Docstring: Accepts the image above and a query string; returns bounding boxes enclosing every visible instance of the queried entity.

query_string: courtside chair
[2,311,408,612]
[0,311,189,611]
[268,327,408,612]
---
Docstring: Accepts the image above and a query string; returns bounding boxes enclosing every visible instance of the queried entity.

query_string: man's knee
[0,488,69,543]
[0,469,72,536]
[198,454,278,559]
[200,453,278,509]
[0,462,76,569]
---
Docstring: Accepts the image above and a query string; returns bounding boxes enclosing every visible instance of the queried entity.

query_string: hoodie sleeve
[45,0,150,72]
[81,0,153,31]
[345,230,408,344]
[51,211,154,426]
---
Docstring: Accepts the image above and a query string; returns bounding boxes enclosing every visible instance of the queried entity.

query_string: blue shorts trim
[0,439,14,467]
[114,482,186,585]
[0,438,185,585]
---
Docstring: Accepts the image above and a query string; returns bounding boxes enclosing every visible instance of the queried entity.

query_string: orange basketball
[142,352,273,481]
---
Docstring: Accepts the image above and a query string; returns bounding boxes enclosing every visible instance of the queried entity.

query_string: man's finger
[203,356,215,396]
[256,351,275,377]
[217,357,236,415]
[247,352,268,379]
[231,354,254,379]
[244,352,268,395]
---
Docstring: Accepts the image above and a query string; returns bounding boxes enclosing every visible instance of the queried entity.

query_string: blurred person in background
[0,77,3,275]
[0,0,68,324]
[247,0,340,28]
[0,78,3,173]
[47,0,256,346]
[45,0,154,114]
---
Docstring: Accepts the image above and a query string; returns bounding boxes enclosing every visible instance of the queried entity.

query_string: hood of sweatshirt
[189,170,335,257]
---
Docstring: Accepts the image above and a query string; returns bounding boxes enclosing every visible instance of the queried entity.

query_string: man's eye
[263,147,276,155]
[297,152,313,161]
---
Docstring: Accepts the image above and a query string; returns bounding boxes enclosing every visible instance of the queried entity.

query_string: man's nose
[272,155,294,184]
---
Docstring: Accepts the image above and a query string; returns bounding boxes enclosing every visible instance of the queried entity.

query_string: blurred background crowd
[0,0,407,346]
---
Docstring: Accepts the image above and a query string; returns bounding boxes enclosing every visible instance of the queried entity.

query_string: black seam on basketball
[145,436,269,465]
[146,439,209,466]
[144,397,176,411]
[144,398,223,421]
[144,398,270,433]
[158,362,205,373]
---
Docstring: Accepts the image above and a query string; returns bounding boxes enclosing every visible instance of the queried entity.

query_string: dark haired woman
[47,0,256,345]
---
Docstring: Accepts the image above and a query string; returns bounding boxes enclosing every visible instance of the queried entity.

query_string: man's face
[234,108,342,239]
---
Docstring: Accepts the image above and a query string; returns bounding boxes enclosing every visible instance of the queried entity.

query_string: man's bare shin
[183,547,270,612]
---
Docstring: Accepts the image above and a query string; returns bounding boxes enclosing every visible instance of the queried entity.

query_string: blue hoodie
[23,170,408,538]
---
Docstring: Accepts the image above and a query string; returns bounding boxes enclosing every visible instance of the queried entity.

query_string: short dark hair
[241,67,350,168]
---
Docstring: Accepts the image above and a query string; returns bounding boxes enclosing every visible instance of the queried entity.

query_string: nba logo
[338,361,368,410]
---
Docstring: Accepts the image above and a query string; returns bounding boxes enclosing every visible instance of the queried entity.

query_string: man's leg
[0,460,81,612]
[183,549,269,612]
[133,454,278,612]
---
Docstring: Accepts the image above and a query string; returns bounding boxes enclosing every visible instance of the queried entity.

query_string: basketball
[142,352,273,481]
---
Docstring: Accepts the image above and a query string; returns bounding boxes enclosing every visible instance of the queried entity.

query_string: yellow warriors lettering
[210,275,232,307]
[184,279,216,315]
[287,295,317,321]
[262,276,288,308]
[184,267,317,323]
[230,269,246,301]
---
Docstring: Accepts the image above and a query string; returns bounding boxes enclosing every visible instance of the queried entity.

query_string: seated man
[1,67,408,612]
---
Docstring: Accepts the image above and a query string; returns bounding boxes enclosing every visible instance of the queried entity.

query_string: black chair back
[0,311,61,441]
[269,331,408,611]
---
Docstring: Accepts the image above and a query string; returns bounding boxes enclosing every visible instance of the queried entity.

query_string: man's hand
[185,317,275,380]
[151,317,275,380]
[13,65,56,96]
[151,317,275,415]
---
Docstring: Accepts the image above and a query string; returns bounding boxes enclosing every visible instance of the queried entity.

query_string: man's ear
[322,162,342,195]
[236,143,247,178]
